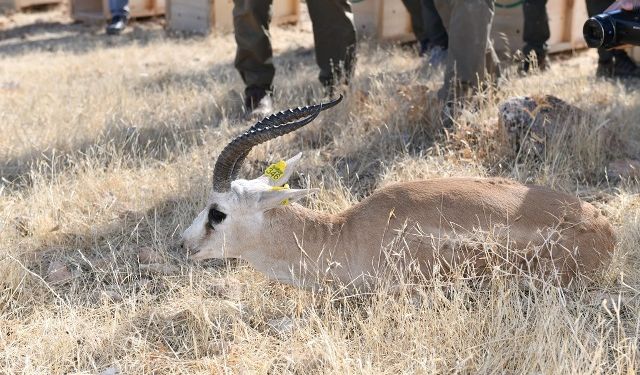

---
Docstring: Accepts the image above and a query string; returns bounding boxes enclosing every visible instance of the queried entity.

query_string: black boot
[106,15,128,35]
[244,87,273,117]
[520,47,548,74]
[597,52,640,78]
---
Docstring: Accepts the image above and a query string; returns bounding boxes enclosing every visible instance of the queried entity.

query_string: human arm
[606,0,640,12]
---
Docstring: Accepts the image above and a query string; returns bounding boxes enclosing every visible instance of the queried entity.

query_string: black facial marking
[207,204,227,229]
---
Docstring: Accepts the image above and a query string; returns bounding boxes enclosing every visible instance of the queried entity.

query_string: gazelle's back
[340,177,615,282]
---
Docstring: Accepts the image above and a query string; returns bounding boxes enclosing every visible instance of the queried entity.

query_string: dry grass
[1,6,640,374]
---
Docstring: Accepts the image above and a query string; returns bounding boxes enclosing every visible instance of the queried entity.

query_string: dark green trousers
[233,0,356,91]
[421,0,447,49]
[523,0,550,57]
[402,0,427,43]
[434,0,499,100]
[402,0,448,49]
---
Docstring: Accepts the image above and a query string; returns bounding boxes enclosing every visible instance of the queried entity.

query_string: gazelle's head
[181,96,343,261]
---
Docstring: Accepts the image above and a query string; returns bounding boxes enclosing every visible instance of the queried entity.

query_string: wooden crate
[71,0,165,23]
[167,0,300,35]
[0,0,61,11]
[352,0,414,42]
[493,0,588,55]
[351,0,589,50]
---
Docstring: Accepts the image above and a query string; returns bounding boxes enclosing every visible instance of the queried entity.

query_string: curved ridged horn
[212,95,343,192]
[228,94,343,180]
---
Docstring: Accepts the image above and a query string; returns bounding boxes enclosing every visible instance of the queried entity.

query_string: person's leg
[522,0,549,71]
[109,0,129,18]
[106,0,129,35]
[421,0,448,49]
[402,0,428,51]
[306,0,357,89]
[434,0,497,101]
[233,0,275,112]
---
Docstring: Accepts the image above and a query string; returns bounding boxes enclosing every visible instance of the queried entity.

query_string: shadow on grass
[0,18,169,57]
[0,107,216,187]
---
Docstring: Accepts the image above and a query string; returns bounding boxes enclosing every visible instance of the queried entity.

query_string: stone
[46,260,73,285]
[498,95,585,157]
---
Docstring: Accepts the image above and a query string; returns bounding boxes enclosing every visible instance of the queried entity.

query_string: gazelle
[181,96,616,289]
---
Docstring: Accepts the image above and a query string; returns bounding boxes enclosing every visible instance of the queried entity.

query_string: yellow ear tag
[271,184,290,206]
[264,160,287,182]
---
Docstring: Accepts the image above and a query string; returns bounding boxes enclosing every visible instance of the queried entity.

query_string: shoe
[520,49,547,74]
[244,87,273,117]
[596,60,614,78]
[106,16,127,35]
[439,100,456,130]
[428,46,448,67]
[419,39,430,57]
[597,53,640,78]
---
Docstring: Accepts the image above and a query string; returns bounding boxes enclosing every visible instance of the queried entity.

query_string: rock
[46,261,73,285]
[607,159,640,181]
[498,95,585,157]
[137,247,164,264]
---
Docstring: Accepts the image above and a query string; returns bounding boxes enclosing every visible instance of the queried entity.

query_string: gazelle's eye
[208,205,227,229]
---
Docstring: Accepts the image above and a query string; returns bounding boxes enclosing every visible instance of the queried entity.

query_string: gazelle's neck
[242,204,350,289]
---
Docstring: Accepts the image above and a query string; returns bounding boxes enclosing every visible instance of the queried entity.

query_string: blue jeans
[109,0,129,18]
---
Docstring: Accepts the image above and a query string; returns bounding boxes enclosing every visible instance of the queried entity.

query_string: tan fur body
[243,178,615,289]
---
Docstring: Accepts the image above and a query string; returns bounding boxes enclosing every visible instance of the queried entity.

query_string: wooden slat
[0,0,61,10]
[379,0,413,41]
[211,0,233,33]
[547,0,570,45]
[71,0,165,22]
[168,0,212,34]
[569,0,588,48]
[349,0,587,52]
[167,0,299,35]
[70,0,102,14]
[493,0,588,55]
[17,0,61,8]
[353,0,414,42]
[352,0,380,39]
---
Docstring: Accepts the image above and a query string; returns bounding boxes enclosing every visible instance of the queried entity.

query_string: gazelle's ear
[260,153,303,187]
[256,187,318,211]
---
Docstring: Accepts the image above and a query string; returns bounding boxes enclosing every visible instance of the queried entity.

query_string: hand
[605,0,640,11]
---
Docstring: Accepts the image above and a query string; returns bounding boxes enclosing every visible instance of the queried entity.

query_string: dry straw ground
[2,6,640,374]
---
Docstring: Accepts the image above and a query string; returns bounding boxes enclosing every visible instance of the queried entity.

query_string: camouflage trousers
[434,0,499,100]
[233,0,357,91]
